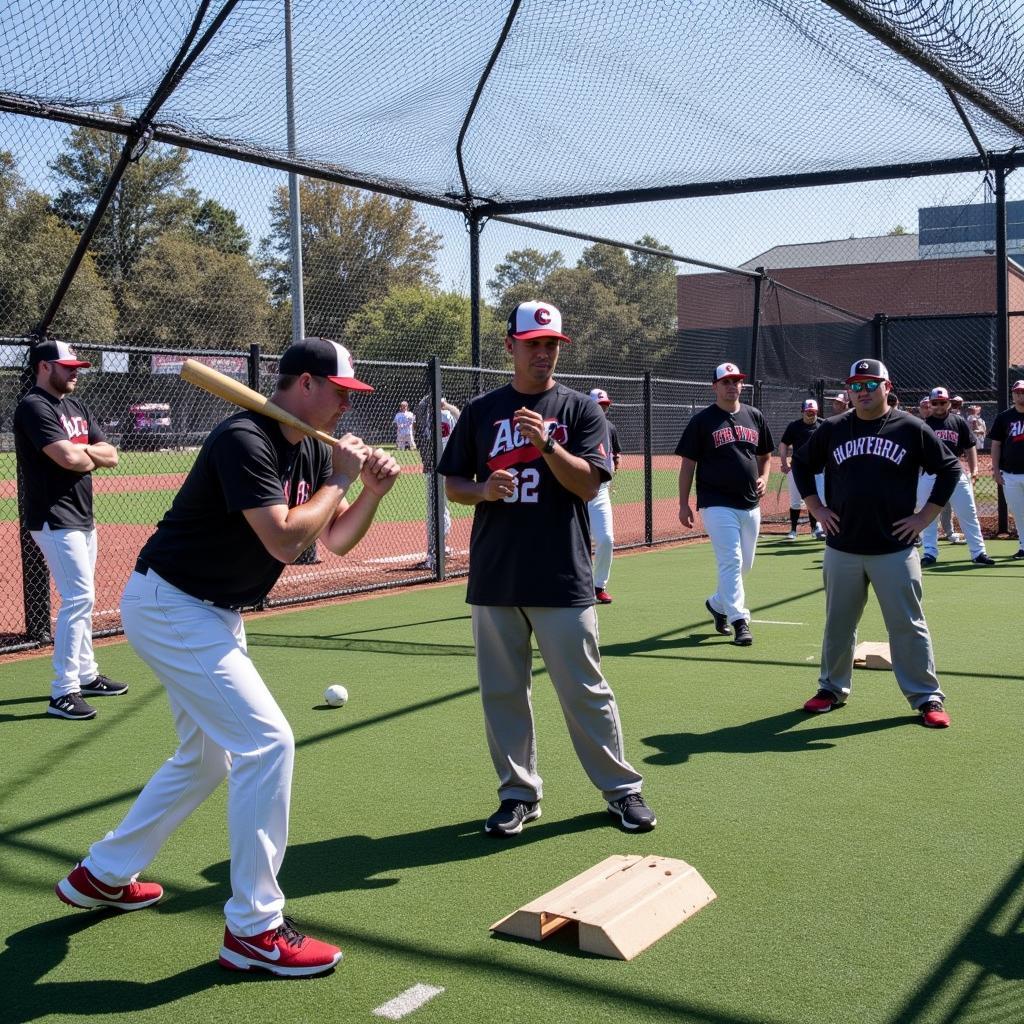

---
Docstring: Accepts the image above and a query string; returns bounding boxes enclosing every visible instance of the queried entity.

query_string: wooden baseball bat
[179,358,338,446]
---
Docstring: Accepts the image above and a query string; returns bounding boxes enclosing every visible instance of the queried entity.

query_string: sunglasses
[848,380,883,393]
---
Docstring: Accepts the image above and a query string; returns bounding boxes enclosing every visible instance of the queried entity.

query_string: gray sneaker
[47,693,97,720]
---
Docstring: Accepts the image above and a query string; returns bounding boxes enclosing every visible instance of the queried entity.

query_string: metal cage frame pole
[285,0,305,342]
[995,160,1011,535]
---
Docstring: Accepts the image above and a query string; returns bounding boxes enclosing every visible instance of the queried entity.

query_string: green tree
[50,109,197,287]
[191,198,250,256]
[120,233,270,350]
[343,286,502,364]
[0,156,117,340]
[266,180,442,337]
[487,248,565,307]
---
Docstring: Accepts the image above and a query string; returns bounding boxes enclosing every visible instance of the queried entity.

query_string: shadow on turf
[159,813,610,917]
[642,709,915,764]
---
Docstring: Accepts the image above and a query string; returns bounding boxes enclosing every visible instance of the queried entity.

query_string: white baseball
[324,684,349,707]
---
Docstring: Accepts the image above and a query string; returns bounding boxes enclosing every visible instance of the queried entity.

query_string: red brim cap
[716,374,745,382]
[511,328,572,343]
[327,374,374,393]
[54,358,91,368]
[845,375,885,384]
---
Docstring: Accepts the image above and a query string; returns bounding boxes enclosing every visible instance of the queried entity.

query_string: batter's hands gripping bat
[179,358,338,447]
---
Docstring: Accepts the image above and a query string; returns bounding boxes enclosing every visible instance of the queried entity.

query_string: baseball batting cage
[3,0,1024,651]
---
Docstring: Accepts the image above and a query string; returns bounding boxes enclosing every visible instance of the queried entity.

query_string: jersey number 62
[502,467,540,504]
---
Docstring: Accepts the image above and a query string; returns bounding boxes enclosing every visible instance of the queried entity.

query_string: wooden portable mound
[854,641,892,670]
[490,854,716,960]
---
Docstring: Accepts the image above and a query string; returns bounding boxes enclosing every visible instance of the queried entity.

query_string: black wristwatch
[542,435,556,454]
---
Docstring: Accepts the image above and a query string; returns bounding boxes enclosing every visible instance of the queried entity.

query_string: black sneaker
[921,554,937,567]
[731,619,753,646]
[1012,549,1024,560]
[80,674,129,697]
[705,599,730,635]
[972,554,996,566]
[607,793,657,832]
[47,693,97,720]
[484,799,541,836]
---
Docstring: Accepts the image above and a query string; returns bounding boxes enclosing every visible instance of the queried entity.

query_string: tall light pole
[285,0,305,341]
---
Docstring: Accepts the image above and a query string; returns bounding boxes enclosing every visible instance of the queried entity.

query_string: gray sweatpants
[471,604,643,804]
[818,546,944,708]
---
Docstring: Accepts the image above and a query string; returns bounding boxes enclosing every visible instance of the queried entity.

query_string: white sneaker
[785,530,797,541]
[949,533,966,545]
[813,527,826,539]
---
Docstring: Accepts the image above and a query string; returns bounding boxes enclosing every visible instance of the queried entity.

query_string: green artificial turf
[1,539,1022,1024]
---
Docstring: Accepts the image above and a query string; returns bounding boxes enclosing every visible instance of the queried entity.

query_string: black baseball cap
[845,358,889,383]
[30,338,91,369]
[278,337,373,392]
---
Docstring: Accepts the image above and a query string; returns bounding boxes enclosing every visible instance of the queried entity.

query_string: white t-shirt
[394,411,415,433]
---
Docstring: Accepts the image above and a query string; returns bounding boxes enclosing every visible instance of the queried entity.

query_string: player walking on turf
[779,398,825,540]
[588,388,621,603]
[917,386,994,568]
[792,358,961,727]
[55,337,400,977]
[988,379,1024,559]
[439,301,655,837]
[14,339,129,721]
[676,362,774,647]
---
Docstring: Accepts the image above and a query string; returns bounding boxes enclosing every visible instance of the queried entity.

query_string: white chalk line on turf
[372,983,445,1020]
[750,619,804,626]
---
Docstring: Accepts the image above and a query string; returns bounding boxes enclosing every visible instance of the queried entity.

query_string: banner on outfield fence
[151,354,247,378]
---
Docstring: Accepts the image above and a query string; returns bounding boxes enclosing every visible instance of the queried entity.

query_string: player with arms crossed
[792,359,960,727]
[677,362,774,647]
[917,386,994,567]
[439,301,655,837]
[14,339,128,720]
[988,379,1024,559]
[55,337,400,977]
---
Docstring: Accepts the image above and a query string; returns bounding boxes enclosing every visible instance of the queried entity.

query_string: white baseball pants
[917,470,986,558]
[588,481,614,589]
[1002,472,1024,544]
[703,505,761,624]
[30,525,99,697]
[84,568,294,936]
[786,471,825,510]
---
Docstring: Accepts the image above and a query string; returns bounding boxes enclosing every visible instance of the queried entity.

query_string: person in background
[393,401,416,450]
[587,387,620,603]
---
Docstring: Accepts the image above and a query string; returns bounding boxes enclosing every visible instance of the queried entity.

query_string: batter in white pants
[588,481,614,589]
[703,505,761,624]
[1001,472,1024,545]
[84,569,294,936]
[30,525,99,697]
[916,471,986,559]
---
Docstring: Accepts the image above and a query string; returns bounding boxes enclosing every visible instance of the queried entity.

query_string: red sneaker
[56,862,163,911]
[919,700,951,728]
[803,689,844,713]
[219,917,343,977]
[595,589,613,604]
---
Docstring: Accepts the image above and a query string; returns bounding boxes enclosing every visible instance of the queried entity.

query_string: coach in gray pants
[792,358,960,728]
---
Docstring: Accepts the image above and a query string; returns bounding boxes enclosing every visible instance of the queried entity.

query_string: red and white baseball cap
[278,337,374,391]
[30,338,91,368]
[846,358,889,382]
[1012,380,1024,392]
[506,301,571,343]
[831,392,849,404]
[802,399,818,412]
[589,388,611,406]
[713,362,745,382]
[929,386,950,401]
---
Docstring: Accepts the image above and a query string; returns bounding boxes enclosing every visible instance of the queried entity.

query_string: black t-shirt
[924,412,975,458]
[674,403,775,510]
[138,411,332,607]
[437,382,611,606]
[987,408,1024,473]
[780,417,820,452]
[14,387,106,531]
[792,408,960,555]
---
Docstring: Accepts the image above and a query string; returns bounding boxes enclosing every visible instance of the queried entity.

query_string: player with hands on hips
[438,300,655,838]
[792,358,960,727]
[916,386,993,567]
[676,362,774,647]
[779,398,825,540]
[14,338,129,721]
[55,337,399,977]
[988,380,1024,559]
